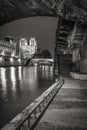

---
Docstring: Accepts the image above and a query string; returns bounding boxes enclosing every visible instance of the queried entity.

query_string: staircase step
[57,42,68,46]
[58,37,67,41]
[57,45,67,48]
[56,38,67,42]
[59,30,70,34]
[59,33,67,37]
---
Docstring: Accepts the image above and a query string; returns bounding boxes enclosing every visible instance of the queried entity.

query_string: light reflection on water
[18,67,22,82]
[0,65,53,128]
[23,66,38,91]
[41,65,53,79]
[0,68,7,100]
[10,67,16,93]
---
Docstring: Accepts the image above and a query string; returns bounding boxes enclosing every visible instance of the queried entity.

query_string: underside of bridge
[0,0,87,79]
[0,0,87,26]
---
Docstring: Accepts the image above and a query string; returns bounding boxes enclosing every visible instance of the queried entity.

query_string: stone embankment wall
[0,58,26,67]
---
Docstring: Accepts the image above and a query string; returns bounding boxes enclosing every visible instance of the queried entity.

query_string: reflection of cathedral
[19,38,37,59]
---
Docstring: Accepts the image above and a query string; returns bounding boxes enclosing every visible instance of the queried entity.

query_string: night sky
[0,17,58,57]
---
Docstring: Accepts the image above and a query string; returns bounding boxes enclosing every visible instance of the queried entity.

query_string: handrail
[1,78,64,130]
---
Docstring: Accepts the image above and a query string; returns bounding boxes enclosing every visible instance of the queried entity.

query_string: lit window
[10,57,13,62]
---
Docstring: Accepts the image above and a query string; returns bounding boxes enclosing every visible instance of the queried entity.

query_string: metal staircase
[54,17,87,79]
[56,19,74,52]
[73,23,86,45]
[54,17,74,78]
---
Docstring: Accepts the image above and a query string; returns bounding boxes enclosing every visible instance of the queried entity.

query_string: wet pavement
[35,77,87,130]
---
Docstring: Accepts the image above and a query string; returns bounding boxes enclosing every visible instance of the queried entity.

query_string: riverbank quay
[1,78,64,130]
[35,77,87,130]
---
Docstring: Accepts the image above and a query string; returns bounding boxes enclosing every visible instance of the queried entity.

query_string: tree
[41,50,52,58]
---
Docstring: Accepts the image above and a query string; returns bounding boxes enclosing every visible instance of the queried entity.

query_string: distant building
[19,37,37,59]
[19,38,28,47]
[0,36,17,57]
[29,38,37,54]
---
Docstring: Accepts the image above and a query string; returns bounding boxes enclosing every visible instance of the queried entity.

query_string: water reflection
[0,68,7,88]
[18,66,22,82]
[40,65,53,79]
[0,68,7,100]
[10,67,16,92]
[0,65,53,128]
[23,66,38,91]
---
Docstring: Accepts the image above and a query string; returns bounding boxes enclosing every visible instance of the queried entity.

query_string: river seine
[0,65,53,128]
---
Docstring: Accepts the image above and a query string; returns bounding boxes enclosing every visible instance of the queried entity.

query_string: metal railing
[1,78,64,130]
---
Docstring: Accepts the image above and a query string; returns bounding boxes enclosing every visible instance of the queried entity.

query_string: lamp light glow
[10,57,13,62]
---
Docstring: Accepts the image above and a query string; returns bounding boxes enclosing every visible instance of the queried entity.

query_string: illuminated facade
[0,36,16,57]
[19,37,37,59]
[19,38,27,48]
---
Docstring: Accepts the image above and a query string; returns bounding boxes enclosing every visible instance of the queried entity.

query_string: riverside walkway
[1,77,87,130]
[1,78,64,130]
[36,77,87,130]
